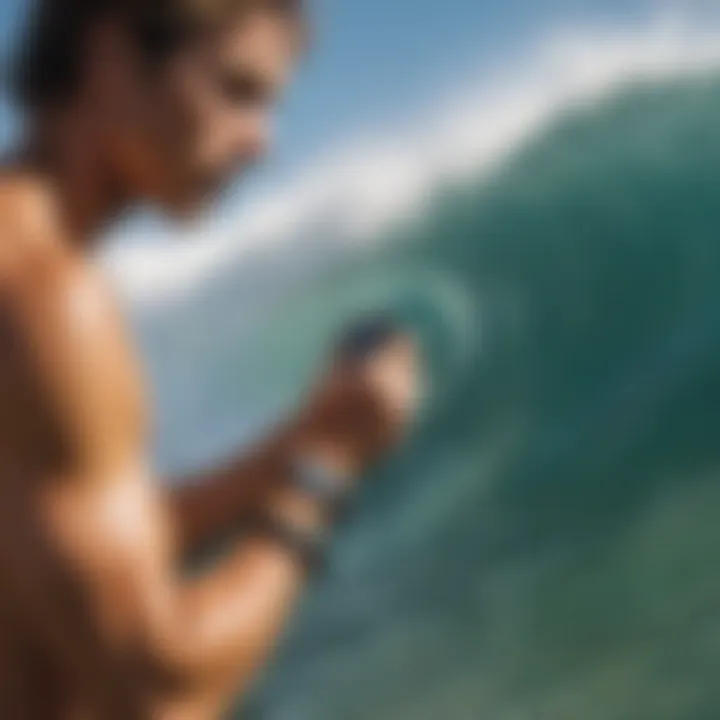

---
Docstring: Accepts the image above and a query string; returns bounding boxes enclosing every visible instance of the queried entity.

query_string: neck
[26,103,129,247]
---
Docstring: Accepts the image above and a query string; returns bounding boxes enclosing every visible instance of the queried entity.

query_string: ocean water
[130,70,720,719]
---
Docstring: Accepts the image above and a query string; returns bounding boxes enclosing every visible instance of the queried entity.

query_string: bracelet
[286,452,355,520]
[246,512,329,577]
[243,454,356,577]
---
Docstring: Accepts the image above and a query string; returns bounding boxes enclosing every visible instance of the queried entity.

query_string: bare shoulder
[0,171,118,343]
[0,170,84,296]
[0,169,61,251]
[0,173,147,478]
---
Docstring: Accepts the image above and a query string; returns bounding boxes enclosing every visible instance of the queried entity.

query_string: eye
[219,70,269,106]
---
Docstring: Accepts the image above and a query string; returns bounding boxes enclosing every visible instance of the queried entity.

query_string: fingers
[364,333,422,427]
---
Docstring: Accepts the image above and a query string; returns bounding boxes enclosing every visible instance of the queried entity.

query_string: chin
[157,187,208,222]
[157,173,232,221]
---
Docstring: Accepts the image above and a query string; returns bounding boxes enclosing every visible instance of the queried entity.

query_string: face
[95,9,299,215]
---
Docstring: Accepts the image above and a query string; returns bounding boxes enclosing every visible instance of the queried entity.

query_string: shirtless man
[0,1,420,718]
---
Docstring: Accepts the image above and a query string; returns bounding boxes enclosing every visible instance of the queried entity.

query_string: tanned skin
[0,7,420,719]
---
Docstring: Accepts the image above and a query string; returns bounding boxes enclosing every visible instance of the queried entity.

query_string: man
[0,1,420,718]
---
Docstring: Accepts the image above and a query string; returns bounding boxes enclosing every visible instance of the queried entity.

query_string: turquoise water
[143,74,720,719]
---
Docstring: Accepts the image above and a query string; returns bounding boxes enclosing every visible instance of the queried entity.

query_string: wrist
[246,448,359,577]
[244,508,329,578]
[268,485,328,532]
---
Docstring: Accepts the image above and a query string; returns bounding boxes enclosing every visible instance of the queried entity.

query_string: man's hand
[172,324,422,552]
[353,328,422,437]
[298,326,423,477]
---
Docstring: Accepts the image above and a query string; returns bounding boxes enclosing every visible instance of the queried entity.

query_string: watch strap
[287,453,354,520]
[245,511,328,577]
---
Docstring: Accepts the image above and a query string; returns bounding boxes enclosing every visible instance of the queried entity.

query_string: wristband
[287,453,355,520]
[246,512,328,577]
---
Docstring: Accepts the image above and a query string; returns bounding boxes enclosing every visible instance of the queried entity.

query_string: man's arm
[169,373,394,556]
[1,257,415,719]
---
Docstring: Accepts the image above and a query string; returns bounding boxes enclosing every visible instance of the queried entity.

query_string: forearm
[164,539,306,695]
[154,486,331,713]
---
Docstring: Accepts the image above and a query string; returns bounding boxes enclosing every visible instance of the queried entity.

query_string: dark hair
[14,0,305,111]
